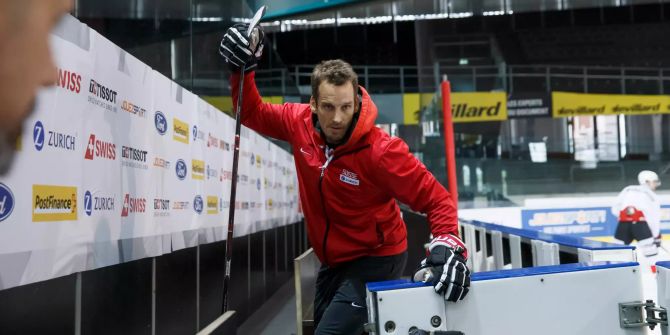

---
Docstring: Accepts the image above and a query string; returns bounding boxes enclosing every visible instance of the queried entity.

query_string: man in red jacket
[220,23,470,334]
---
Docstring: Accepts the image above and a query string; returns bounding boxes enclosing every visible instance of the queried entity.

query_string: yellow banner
[552,92,670,118]
[207,196,218,214]
[451,92,508,123]
[32,185,77,222]
[173,118,190,144]
[192,159,205,180]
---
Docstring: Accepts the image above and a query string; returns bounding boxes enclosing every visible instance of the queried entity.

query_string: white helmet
[638,170,660,187]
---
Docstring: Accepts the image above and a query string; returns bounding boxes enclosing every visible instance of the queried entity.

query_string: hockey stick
[222,5,267,314]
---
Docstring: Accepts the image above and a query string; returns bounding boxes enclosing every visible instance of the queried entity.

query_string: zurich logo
[33,121,45,151]
[0,183,15,222]
[192,125,198,139]
[175,159,187,180]
[193,195,203,214]
[84,191,93,216]
[154,111,167,135]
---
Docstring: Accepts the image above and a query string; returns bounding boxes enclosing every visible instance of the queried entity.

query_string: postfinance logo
[207,196,218,214]
[192,159,205,180]
[173,118,189,144]
[32,185,77,222]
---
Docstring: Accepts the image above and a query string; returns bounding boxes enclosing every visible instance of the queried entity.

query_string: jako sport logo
[154,111,168,135]
[0,183,15,222]
[33,121,76,152]
[193,195,204,214]
[175,159,187,180]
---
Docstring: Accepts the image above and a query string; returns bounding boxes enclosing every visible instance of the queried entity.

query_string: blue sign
[84,190,92,216]
[0,183,15,222]
[33,121,45,151]
[154,111,167,135]
[522,205,670,238]
[175,159,187,180]
[193,195,203,214]
[521,207,614,237]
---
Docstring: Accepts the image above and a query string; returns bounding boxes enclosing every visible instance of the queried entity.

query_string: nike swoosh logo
[351,302,365,308]
[300,147,312,156]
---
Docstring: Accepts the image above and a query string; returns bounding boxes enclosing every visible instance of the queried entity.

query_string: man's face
[0,0,71,174]
[647,180,660,191]
[310,81,357,145]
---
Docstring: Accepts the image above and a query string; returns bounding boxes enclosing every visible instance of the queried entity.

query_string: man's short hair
[311,59,358,105]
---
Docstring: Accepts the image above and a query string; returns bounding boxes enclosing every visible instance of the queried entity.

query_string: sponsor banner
[0,20,302,290]
[552,91,670,118]
[522,206,670,237]
[451,92,508,123]
[32,185,78,222]
[507,93,552,118]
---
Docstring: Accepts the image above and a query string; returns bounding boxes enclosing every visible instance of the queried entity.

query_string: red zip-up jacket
[232,72,459,267]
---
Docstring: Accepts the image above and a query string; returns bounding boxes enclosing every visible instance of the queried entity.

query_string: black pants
[615,220,653,245]
[314,252,407,335]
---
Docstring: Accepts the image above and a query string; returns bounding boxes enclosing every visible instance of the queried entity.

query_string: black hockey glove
[219,23,265,73]
[413,234,470,302]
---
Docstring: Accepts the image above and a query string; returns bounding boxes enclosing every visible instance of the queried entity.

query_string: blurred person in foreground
[220,23,469,334]
[612,170,662,257]
[0,0,72,175]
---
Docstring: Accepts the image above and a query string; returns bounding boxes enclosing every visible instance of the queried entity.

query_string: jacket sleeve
[372,137,459,238]
[231,71,303,142]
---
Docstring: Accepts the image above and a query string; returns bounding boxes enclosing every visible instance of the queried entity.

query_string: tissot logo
[193,195,203,214]
[121,194,146,217]
[175,159,187,180]
[57,68,81,93]
[0,183,15,222]
[121,145,149,170]
[121,100,147,118]
[154,111,167,135]
[153,198,170,217]
[84,134,116,160]
[121,146,148,162]
[33,121,76,152]
[88,79,117,103]
[84,190,115,216]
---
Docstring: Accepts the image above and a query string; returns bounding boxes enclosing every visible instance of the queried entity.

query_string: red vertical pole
[441,77,458,210]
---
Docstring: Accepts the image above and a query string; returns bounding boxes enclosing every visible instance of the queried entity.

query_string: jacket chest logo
[339,169,360,186]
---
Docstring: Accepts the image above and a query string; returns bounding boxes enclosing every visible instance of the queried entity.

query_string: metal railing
[189,63,670,96]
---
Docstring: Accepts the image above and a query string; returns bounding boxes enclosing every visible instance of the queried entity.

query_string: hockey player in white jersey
[611,170,662,256]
